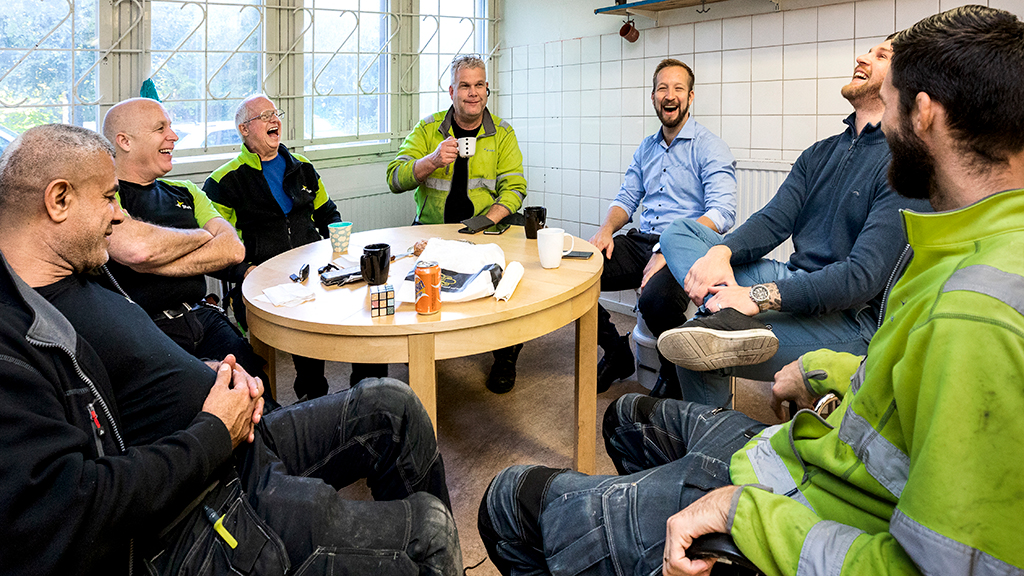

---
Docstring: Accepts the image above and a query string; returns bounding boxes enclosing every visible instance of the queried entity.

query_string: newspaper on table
[396,238,508,303]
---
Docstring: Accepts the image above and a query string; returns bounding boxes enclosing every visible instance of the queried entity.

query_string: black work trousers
[597,230,692,353]
[240,378,461,575]
[154,305,270,385]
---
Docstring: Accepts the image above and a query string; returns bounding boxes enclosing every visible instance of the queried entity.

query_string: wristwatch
[749,284,771,312]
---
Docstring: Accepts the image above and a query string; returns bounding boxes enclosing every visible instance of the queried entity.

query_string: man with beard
[647,38,931,406]
[479,6,1024,575]
[0,123,461,575]
[387,54,528,394]
[589,58,737,393]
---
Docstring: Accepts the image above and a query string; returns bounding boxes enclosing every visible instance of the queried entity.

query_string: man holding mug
[387,54,528,394]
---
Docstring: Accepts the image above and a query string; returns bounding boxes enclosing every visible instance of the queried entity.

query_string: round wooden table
[243,224,603,473]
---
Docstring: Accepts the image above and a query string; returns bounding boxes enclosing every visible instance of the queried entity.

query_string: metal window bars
[0,0,496,152]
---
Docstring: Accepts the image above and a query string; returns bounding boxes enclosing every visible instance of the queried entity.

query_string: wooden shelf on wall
[594,0,730,18]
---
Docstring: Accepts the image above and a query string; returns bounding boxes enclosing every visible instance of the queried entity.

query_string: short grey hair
[235,94,274,131]
[0,124,114,222]
[450,55,487,87]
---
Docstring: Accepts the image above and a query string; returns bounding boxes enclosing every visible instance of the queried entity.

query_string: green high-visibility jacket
[728,189,1024,575]
[387,107,526,224]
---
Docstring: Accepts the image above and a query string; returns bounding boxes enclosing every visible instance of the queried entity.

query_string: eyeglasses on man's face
[245,109,285,124]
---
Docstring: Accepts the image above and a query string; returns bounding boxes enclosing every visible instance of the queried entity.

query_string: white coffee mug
[456,136,476,158]
[537,227,574,269]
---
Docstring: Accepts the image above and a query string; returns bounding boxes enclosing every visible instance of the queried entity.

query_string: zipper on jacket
[87,402,106,457]
[100,265,135,304]
[877,243,913,331]
[28,338,126,452]
[29,272,134,573]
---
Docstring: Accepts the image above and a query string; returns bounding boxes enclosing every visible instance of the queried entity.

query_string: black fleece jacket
[0,253,232,575]
[204,144,341,284]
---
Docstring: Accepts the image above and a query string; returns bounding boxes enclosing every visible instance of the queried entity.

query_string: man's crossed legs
[598,230,693,392]
[641,218,873,407]
[479,394,766,575]
[239,378,461,575]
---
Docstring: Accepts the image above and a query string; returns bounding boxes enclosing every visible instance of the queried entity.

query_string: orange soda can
[415,261,441,315]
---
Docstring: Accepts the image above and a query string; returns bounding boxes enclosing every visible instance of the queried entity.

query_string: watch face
[751,285,770,301]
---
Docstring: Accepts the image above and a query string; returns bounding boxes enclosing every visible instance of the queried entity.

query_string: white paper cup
[537,227,574,269]
[457,136,476,158]
[329,222,353,253]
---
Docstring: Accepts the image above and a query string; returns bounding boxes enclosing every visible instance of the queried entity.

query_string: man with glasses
[0,122,461,575]
[101,97,269,388]
[205,94,385,400]
[387,54,528,394]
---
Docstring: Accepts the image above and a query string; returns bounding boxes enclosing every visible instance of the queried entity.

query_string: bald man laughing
[102,97,270,389]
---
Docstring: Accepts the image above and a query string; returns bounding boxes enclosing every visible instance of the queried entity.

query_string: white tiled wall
[493,0,1024,314]
[495,0,1023,236]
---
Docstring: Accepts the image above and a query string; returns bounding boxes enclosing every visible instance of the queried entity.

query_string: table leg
[249,331,277,400]
[574,302,598,474]
[408,333,438,433]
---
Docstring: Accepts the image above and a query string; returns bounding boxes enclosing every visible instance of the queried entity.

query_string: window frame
[0,0,497,174]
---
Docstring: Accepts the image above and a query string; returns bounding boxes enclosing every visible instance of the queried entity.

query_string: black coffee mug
[360,243,391,286]
[524,206,547,239]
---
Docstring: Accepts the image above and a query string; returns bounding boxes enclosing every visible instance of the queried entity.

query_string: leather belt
[152,302,196,321]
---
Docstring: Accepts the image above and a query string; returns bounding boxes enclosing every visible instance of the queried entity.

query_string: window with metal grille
[0,0,102,149]
[0,0,495,161]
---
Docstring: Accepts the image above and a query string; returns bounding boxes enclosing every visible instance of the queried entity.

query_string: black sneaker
[657,308,778,371]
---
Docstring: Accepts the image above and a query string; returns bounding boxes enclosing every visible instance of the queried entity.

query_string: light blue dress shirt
[610,116,737,235]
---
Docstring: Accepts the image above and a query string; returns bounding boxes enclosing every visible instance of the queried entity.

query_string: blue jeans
[239,378,461,575]
[478,394,766,575]
[657,218,875,407]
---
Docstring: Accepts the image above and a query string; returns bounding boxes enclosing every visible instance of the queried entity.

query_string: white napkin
[257,283,316,307]
[493,261,524,301]
[333,254,359,268]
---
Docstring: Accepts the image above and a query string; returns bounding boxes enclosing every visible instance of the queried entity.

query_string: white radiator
[601,159,795,314]
[335,192,417,232]
[735,160,794,263]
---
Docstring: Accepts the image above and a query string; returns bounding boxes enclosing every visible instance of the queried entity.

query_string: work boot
[293,375,329,402]
[350,363,389,387]
[597,334,635,393]
[657,308,778,371]
[649,358,682,399]
[486,343,525,394]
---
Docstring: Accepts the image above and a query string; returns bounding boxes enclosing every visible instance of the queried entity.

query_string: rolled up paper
[493,261,525,301]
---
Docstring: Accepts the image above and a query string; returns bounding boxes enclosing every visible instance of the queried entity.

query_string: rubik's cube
[370,283,395,317]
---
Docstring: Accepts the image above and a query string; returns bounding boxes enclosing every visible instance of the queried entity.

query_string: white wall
[494,0,1024,242]
[495,0,1023,315]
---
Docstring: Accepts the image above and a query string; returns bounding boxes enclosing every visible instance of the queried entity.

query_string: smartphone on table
[563,250,594,259]
[483,222,511,235]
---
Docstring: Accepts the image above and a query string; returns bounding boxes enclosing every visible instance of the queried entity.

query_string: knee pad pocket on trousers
[602,393,659,437]
[405,492,459,565]
[517,466,569,547]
